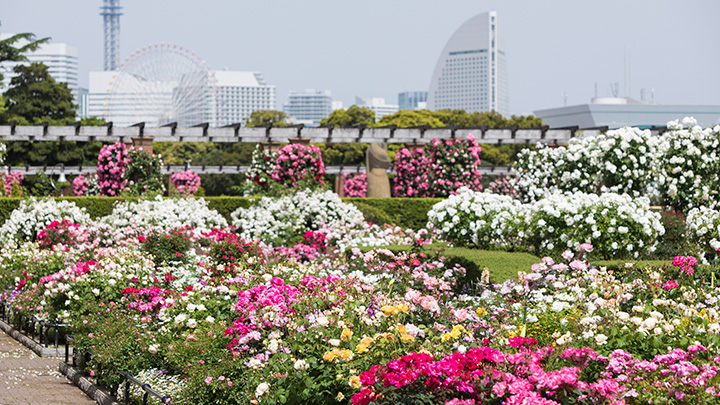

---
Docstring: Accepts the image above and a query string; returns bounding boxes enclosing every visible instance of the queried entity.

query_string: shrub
[72,175,87,196]
[343,173,367,197]
[392,135,484,198]
[230,189,364,246]
[271,144,326,189]
[140,226,195,267]
[37,219,88,250]
[0,198,91,246]
[124,149,165,197]
[170,171,201,197]
[686,206,720,263]
[96,142,129,196]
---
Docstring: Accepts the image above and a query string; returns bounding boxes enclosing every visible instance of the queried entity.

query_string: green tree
[0,25,49,85]
[79,116,107,126]
[374,109,445,128]
[320,105,375,127]
[1,62,76,125]
[245,110,290,127]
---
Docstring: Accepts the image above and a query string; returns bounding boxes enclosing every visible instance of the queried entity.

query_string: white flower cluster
[514,126,663,202]
[428,190,664,259]
[100,195,227,236]
[231,190,364,243]
[0,198,91,247]
[527,191,664,258]
[686,206,720,263]
[657,119,720,212]
[0,143,7,166]
[426,187,527,247]
[513,119,720,212]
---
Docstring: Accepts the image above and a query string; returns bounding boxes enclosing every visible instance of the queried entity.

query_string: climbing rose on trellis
[170,171,201,197]
[96,142,129,196]
[393,135,483,198]
[271,144,326,188]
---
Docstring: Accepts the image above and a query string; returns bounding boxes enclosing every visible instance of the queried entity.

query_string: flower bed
[0,194,719,404]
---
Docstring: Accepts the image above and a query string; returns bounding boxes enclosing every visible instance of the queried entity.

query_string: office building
[427,11,509,115]
[0,34,80,111]
[398,91,428,110]
[283,89,333,127]
[534,97,720,129]
[355,97,398,121]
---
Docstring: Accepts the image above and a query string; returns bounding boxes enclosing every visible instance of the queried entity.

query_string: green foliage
[0,26,49,84]
[434,109,543,129]
[55,197,124,219]
[26,172,56,197]
[141,227,194,267]
[652,208,696,261]
[124,150,165,197]
[4,140,104,167]
[79,116,106,126]
[0,198,22,228]
[245,110,290,127]
[343,197,441,230]
[320,105,375,127]
[204,197,255,221]
[314,143,367,165]
[375,110,445,128]
[1,62,76,125]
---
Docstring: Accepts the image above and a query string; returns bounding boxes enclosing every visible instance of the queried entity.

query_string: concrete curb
[0,318,71,358]
[59,362,121,405]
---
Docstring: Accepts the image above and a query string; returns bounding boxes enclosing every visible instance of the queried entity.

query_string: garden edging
[59,362,121,405]
[0,318,68,357]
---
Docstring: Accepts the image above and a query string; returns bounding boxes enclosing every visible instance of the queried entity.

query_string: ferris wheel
[105,43,218,127]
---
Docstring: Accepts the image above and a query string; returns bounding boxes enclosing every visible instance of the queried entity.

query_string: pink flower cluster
[0,171,24,197]
[227,277,300,353]
[72,175,87,196]
[170,171,201,197]
[122,286,172,314]
[393,135,483,198]
[672,255,698,275]
[271,144,326,187]
[343,173,367,197]
[37,220,87,250]
[487,175,517,197]
[96,142,130,196]
[352,344,622,405]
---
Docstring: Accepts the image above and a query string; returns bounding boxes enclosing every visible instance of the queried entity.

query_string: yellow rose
[341,328,353,341]
[396,325,407,335]
[400,333,414,343]
[349,375,361,389]
[323,350,336,362]
[380,305,397,316]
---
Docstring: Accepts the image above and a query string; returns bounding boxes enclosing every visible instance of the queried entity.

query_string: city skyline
[2,0,719,116]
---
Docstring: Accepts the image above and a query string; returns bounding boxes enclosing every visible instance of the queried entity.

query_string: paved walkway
[0,329,96,405]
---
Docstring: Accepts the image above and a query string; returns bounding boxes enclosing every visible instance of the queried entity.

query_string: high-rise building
[283,89,333,127]
[212,71,276,127]
[398,91,428,110]
[0,34,80,108]
[427,11,509,115]
[355,97,398,121]
[87,69,276,127]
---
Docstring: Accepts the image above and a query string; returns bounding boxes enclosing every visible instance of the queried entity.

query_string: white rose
[294,359,309,370]
[616,311,630,321]
[594,333,608,345]
[316,316,330,327]
[328,339,341,347]
[148,344,159,354]
[255,382,270,397]
[205,316,215,324]
[187,318,197,328]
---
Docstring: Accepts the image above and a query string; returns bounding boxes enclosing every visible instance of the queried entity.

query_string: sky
[2,0,719,115]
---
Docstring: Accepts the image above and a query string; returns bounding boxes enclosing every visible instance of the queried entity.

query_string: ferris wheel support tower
[100,0,122,71]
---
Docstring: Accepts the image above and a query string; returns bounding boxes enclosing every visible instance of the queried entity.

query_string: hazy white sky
[2,0,719,115]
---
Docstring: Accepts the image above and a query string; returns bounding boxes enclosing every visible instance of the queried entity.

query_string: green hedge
[0,197,440,230]
[352,244,541,286]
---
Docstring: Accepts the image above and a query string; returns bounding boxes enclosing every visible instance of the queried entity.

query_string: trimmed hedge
[352,243,541,286]
[0,196,440,230]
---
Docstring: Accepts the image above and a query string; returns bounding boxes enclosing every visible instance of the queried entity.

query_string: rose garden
[2,117,720,404]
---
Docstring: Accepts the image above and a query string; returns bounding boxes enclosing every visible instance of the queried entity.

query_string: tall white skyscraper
[283,89,333,127]
[0,34,80,107]
[427,11,509,116]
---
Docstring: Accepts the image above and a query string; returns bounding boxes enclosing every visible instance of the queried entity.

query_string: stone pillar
[131,136,154,155]
[261,141,282,154]
[288,137,311,146]
[334,173,346,197]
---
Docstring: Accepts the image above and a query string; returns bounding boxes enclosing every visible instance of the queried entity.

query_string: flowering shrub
[427,188,527,248]
[231,189,364,245]
[101,195,227,236]
[96,142,130,196]
[72,175,87,196]
[242,144,278,195]
[0,198,91,247]
[658,117,720,212]
[271,144,326,188]
[170,171,201,197]
[393,135,483,198]
[0,171,24,197]
[343,173,367,197]
[487,175,516,197]
[124,149,165,196]
[140,226,195,267]
[686,206,720,262]
[36,220,88,250]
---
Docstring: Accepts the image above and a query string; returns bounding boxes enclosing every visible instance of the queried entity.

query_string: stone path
[0,329,96,405]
